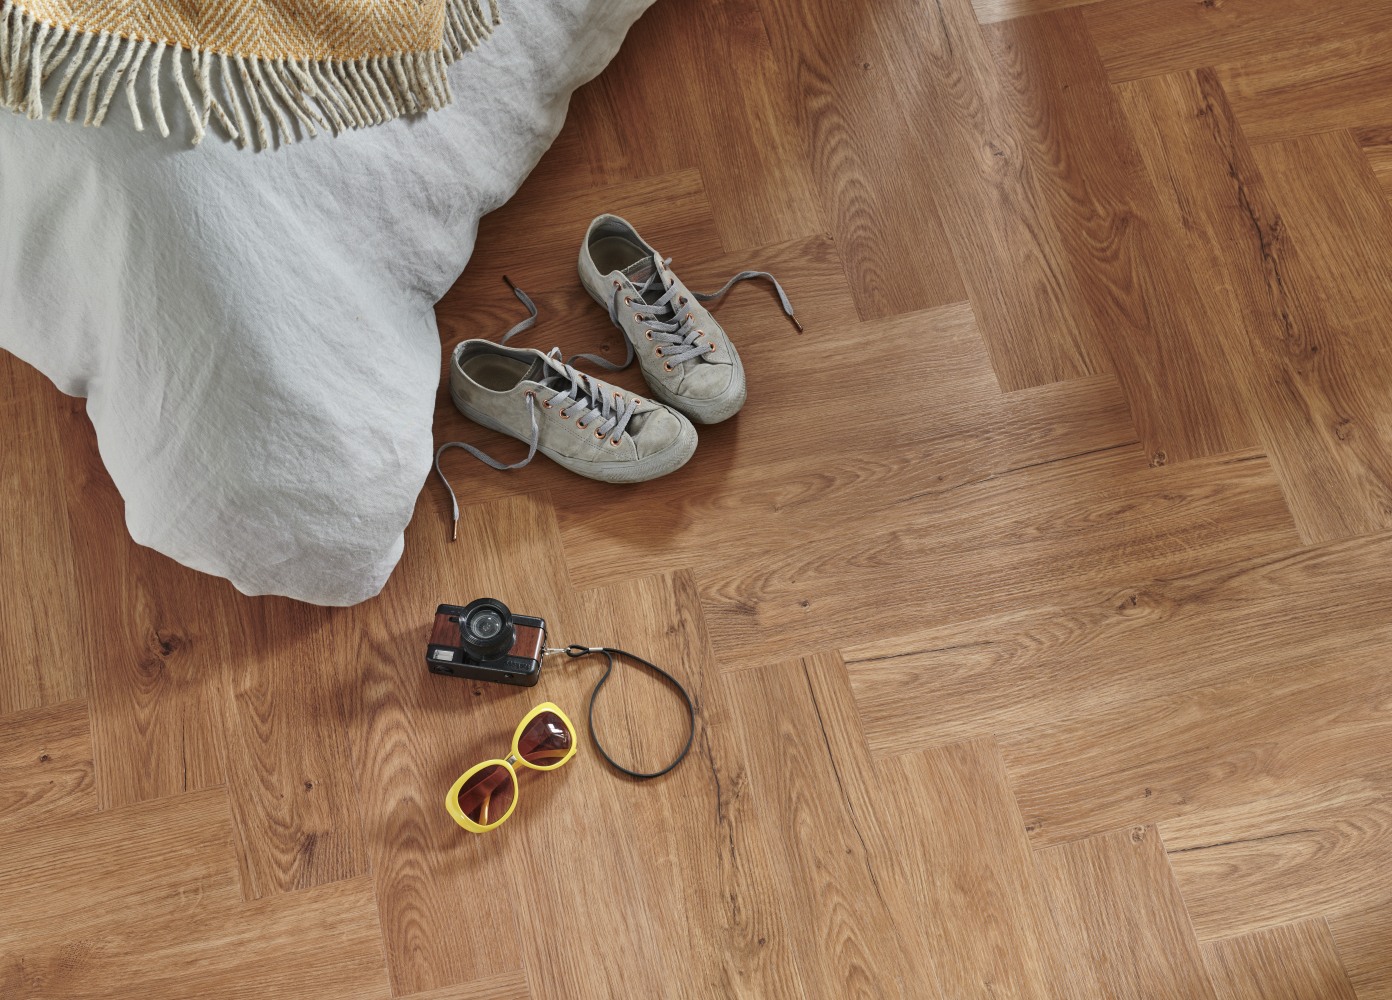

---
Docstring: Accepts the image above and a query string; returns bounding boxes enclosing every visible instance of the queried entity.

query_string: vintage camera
[426,598,547,687]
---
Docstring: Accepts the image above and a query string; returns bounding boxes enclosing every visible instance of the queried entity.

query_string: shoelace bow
[436,280,640,540]
[572,259,802,372]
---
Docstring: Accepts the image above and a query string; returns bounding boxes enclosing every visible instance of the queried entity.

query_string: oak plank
[502,570,728,1000]
[846,532,1392,757]
[1163,779,1392,942]
[339,491,576,996]
[1202,919,1358,1000]
[219,599,368,899]
[1114,72,1392,544]
[1035,826,1217,998]
[1329,901,1392,1000]
[0,354,87,715]
[971,0,1102,24]
[573,0,824,252]
[717,653,904,998]
[871,738,1069,998]
[756,0,967,318]
[0,788,241,951]
[1084,0,1391,89]
[1355,124,1392,206]
[0,699,94,835]
[1003,653,1392,849]
[699,447,1295,667]
[887,1,1115,389]
[52,411,230,809]
[1243,130,1392,541]
[399,971,534,1000]
[3,876,392,1000]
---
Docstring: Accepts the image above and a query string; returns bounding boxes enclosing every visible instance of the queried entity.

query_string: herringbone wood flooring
[5,0,1392,996]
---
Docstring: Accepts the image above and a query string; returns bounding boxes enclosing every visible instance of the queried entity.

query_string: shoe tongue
[622,254,671,306]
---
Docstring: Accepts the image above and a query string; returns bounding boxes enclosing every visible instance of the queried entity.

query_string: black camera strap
[557,644,695,780]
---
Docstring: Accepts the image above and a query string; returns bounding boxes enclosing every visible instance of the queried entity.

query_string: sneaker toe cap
[630,406,691,459]
[678,361,736,400]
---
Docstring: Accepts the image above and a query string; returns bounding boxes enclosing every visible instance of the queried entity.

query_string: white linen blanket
[0,0,653,605]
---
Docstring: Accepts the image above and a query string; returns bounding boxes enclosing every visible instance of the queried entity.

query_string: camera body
[426,598,546,687]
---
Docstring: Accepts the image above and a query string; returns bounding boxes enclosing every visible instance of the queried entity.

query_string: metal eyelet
[624,296,633,306]
[594,429,605,440]
[613,280,621,288]
[559,409,570,420]
[685,313,694,323]
[654,347,664,357]
[678,296,686,306]
[645,331,653,341]
[542,399,552,409]
[664,362,674,372]
[609,437,622,447]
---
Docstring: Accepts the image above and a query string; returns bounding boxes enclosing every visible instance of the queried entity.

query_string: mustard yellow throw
[0,0,499,149]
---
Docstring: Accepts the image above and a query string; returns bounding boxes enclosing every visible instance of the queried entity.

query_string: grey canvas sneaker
[435,286,698,536]
[576,215,801,424]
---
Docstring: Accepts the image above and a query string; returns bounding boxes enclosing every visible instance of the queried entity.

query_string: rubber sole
[449,382,698,484]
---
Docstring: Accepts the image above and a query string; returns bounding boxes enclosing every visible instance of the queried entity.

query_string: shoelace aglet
[789,312,804,334]
[502,274,517,292]
[451,515,458,542]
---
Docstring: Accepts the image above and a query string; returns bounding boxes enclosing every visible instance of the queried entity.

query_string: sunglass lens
[517,711,573,767]
[457,764,515,826]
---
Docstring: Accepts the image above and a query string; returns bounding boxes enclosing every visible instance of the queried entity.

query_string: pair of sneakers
[435,215,799,525]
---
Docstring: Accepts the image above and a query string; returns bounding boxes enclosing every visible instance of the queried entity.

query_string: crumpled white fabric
[0,0,654,605]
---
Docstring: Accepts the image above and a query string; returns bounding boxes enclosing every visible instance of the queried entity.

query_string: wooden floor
[6,0,1392,995]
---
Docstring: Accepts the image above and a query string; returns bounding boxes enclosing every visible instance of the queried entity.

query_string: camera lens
[457,598,515,661]
[468,609,505,641]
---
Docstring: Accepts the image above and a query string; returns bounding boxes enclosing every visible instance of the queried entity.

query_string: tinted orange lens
[517,711,572,767]
[457,764,515,826]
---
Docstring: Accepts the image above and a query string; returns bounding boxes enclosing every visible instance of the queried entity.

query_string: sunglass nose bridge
[505,753,518,765]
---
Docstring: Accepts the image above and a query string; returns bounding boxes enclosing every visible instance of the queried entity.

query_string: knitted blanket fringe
[0,0,498,150]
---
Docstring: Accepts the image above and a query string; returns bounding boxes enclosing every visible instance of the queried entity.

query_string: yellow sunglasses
[445,702,578,833]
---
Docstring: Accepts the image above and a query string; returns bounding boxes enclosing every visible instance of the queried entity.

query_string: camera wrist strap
[551,644,696,779]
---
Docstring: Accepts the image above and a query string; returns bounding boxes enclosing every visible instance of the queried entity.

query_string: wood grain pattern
[699,447,1296,666]
[1003,648,1392,848]
[54,414,230,810]
[970,0,1101,25]
[400,971,534,1000]
[887,0,1115,390]
[3,877,393,1000]
[0,354,86,715]
[719,654,902,999]
[0,699,94,834]
[1162,779,1392,941]
[756,0,967,318]
[1112,70,1392,544]
[9,0,1392,991]
[1329,902,1392,1000]
[846,531,1392,756]
[1084,0,1392,88]
[220,599,368,899]
[1201,919,1358,1000]
[341,491,574,996]
[0,788,241,952]
[1355,124,1392,205]
[871,738,1068,999]
[1035,826,1217,998]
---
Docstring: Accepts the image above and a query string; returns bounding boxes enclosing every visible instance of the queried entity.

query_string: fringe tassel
[0,0,488,149]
